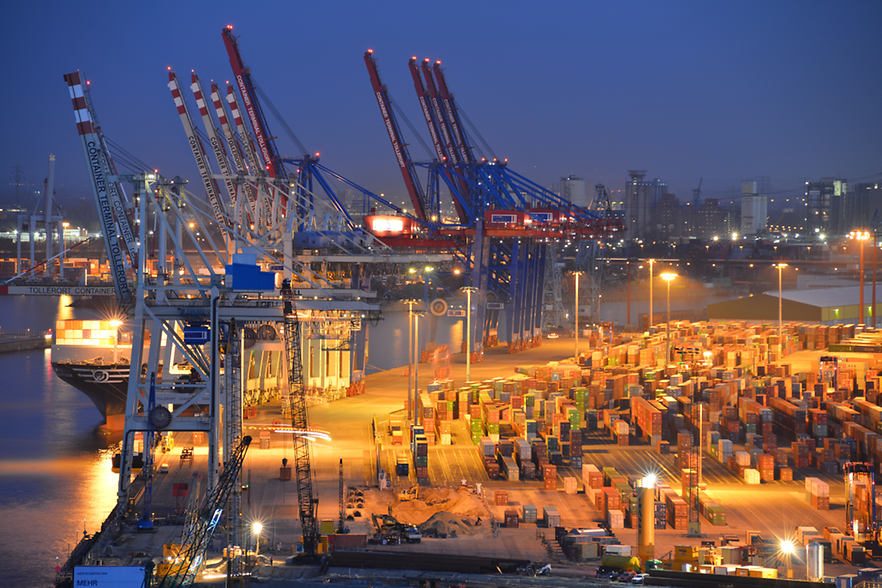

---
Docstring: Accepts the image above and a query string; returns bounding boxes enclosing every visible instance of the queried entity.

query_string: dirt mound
[417,511,484,537]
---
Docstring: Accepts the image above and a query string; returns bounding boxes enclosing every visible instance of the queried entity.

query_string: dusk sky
[4,1,881,210]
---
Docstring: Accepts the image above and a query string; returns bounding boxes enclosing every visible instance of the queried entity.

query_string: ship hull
[50,361,129,426]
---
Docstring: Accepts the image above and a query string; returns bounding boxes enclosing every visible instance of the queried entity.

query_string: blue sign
[183,326,210,345]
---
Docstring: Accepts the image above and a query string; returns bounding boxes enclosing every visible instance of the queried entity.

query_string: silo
[807,542,824,582]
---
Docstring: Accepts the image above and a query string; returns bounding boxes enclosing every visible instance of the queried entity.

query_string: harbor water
[0,290,722,586]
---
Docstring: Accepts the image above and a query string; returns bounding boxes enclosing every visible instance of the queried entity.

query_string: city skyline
[3,1,881,210]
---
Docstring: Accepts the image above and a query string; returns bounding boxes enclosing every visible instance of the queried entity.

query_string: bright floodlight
[642,474,657,489]
[253,522,263,535]
[660,272,678,282]
[109,319,122,327]
[780,539,795,554]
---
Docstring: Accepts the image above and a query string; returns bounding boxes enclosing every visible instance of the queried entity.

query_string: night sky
[4,1,881,209]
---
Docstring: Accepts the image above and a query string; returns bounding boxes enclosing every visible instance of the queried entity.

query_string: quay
[0,329,50,354]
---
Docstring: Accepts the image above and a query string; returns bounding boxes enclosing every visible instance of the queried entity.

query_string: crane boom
[433,62,474,165]
[226,85,274,225]
[221,26,285,180]
[168,71,229,227]
[63,71,133,303]
[419,59,470,222]
[364,50,429,222]
[210,83,258,219]
[190,73,240,217]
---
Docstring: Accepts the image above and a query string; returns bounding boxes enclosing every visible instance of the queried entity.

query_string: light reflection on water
[0,296,112,587]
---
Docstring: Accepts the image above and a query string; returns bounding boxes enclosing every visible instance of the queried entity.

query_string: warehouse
[707,286,880,325]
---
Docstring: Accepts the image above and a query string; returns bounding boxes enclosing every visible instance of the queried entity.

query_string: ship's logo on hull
[93,370,110,383]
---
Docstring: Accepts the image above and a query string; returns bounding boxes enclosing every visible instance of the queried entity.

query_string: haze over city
[3,0,881,209]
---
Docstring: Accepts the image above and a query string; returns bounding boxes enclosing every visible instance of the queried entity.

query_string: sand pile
[360,486,491,533]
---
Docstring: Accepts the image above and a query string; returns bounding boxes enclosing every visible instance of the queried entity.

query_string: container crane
[63,71,135,304]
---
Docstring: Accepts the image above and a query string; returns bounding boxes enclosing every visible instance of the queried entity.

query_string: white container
[734,451,750,466]
[743,468,761,484]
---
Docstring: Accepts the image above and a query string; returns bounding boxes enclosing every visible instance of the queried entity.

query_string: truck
[599,554,664,574]
[371,513,422,544]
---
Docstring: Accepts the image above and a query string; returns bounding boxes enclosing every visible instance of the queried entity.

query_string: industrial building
[707,285,880,325]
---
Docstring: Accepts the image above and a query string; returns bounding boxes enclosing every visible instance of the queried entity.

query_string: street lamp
[775,264,787,356]
[573,271,582,360]
[780,539,795,578]
[404,300,418,422]
[253,521,263,558]
[660,273,677,364]
[849,230,871,326]
[648,259,655,331]
[413,310,424,423]
[463,287,477,384]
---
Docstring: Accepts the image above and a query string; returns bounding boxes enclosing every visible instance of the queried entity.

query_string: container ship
[50,318,357,430]
[50,319,134,430]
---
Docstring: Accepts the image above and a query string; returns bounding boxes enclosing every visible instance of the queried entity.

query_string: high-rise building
[806,177,846,233]
[625,170,667,240]
[831,182,881,234]
[740,180,768,236]
[559,175,588,208]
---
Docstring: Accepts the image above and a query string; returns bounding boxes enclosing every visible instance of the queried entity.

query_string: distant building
[654,192,682,238]
[695,198,738,241]
[805,177,846,233]
[832,182,882,234]
[625,170,667,240]
[740,180,768,236]
[559,175,588,208]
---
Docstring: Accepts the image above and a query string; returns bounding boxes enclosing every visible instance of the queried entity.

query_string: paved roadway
[131,337,867,580]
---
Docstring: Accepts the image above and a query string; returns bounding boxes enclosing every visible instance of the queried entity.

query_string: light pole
[775,264,787,356]
[463,287,477,384]
[109,319,122,364]
[849,230,870,326]
[648,259,655,330]
[780,539,794,579]
[253,521,263,558]
[413,310,423,423]
[874,230,878,329]
[660,273,677,364]
[404,299,418,422]
[872,226,879,329]
[573,271,582,360]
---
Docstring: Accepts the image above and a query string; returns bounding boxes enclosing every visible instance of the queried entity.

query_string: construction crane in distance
[692,177,703,207]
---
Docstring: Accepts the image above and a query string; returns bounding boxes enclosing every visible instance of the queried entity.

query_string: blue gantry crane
[364,52,624,354]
